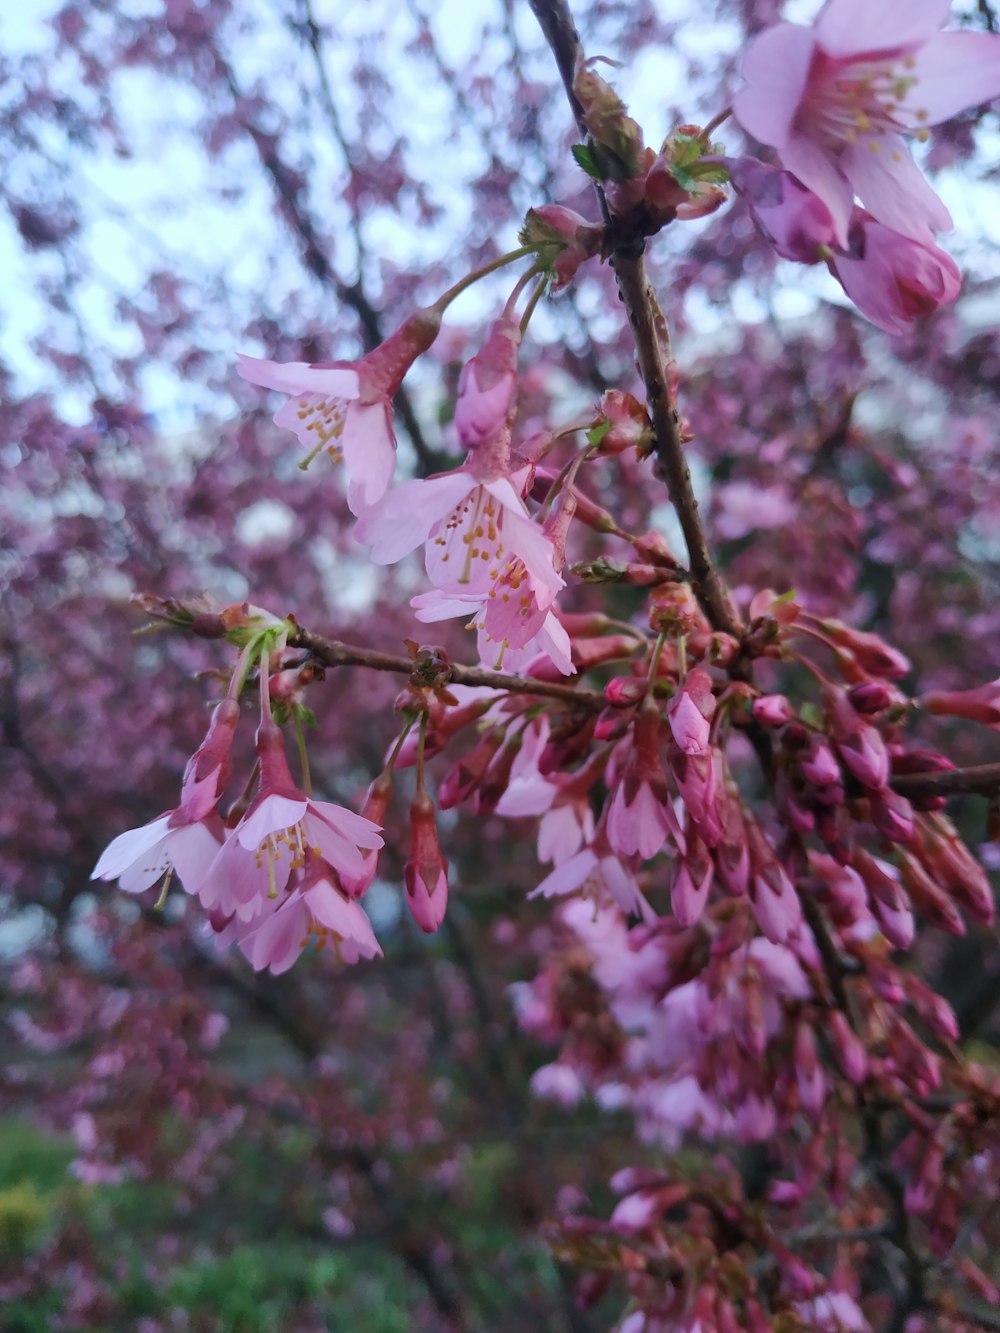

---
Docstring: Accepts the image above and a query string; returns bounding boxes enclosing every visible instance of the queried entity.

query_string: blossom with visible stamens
[236,306,441,514]
[355,463,562,623]
[198,718,383,922]
[411,493,572,673]
[93,695,240,896]
[235,852,382,975]
[733,0,1000,245]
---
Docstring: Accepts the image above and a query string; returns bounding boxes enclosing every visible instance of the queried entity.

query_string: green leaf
[585,419,612,448]
[571,143,603,179]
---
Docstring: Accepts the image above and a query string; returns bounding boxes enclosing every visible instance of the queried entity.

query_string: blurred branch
[891,761,1000,797]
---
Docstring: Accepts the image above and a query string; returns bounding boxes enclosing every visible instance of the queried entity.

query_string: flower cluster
[729,0,1000,331]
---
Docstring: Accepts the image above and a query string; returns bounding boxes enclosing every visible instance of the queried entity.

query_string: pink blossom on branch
[236,305,442,514]
[828,210,962,334]
[732,0,1000,246]
[235,852,382,974]
[197,718,383,923]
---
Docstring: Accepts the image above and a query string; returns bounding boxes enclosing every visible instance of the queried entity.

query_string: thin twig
[526,0,741,638]
[290,625,608,709]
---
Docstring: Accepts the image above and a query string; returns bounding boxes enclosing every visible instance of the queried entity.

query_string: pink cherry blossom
[236,306,440,514]
[828,211,961,334]
[92,808,223,896]
[496,721,597,864]
[198,719,383,921]
[354,467,562,616]
[531,839,655,922]
[727,157,838,263]
[607,699,678,861]
[235,854,382,975]
[733,0,1000,245]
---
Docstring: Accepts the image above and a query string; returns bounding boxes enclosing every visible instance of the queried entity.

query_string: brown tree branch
[289,624,608,709]
[891,761,1000,798]
[526,0,742,638]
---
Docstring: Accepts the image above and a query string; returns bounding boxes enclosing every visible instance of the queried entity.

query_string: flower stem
[293,710,312,796]
[434,245,536,311]
[519,273,550,333]
[699,106,732,142]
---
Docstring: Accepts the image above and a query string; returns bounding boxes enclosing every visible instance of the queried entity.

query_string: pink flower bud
[404,793,448,933]
[179,697,240,822]
[520,205,601,291]
[802,738,840,787]
[837,725,890,790]
[438,730,505,809]
[591,390,652,455]
[817,619,910,680]
[898,851,966,936]
[453,311,520,449]
[671,838,713,927]
[828,211,962,336]
[848,680,901,714]
[828,1011,868,1085]
[604,676,645,707]
[869,789,914,845]
[752,694,795,727]
[727,158,838,263]
[668,668,715,756]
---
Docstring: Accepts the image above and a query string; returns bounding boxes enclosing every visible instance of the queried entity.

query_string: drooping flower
[532,835,655,922]
[607,699,677,861]
[235,852,382,975]
[91,809,223,897]
[727,157,838,263]
[828,210,961,333]
[93,694,240,895]
[354,465,560,607]
[409,488,572,673]
[237,306,441,514]
[404,792,449,933]
[452,309,520,449]
[733,0,1000,245]
[198,719,383,922]
[496,719,598,865]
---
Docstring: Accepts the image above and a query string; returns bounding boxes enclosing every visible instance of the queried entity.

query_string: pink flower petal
[92,815,172,881]
[308,802,383,849]
[236,354,359,398]
[904,31,1000,126]
[355,472,475,564]
[814,0,950,59]
[343,400,396,515]
[734,23,817,149]
[531,849,596,899]
[237,794,309,850]
[841,136,952,241]
[117,844,171,894]
[244,895,309,974]
[167,820,224,894]
[538,804,586,865]
[779,134,856,247]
